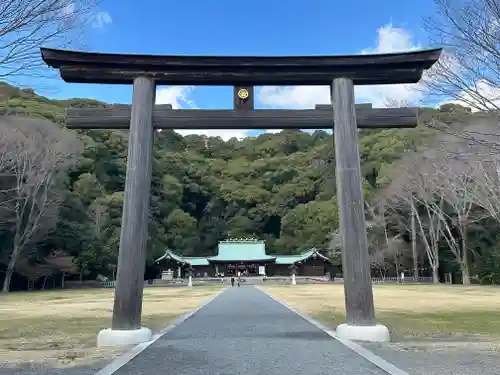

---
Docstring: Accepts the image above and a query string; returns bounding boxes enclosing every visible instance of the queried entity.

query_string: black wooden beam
[40,47,442,86]
[55,67,425,86]
[65,105,417,129]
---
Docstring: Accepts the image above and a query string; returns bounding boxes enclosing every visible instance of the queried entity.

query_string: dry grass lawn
[0,285,223,369]
[262,284,500,343]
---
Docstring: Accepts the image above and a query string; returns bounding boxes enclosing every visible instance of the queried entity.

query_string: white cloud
[258,86,330,109]
[258,24,425,110]
[156,86,196,109]
[464,80,500,109]
[356,25,427,107]
[362,24,420,54]
[257,86,330,134]
[174,128,250,140]
[429,51,500,111]
[92,11,112,29]
[440,79,500,111]
[155,86,249,140]
[265,129,283,134]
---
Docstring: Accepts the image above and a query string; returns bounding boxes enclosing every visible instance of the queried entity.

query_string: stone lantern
[186,266,195,287]
[290,264,298,285]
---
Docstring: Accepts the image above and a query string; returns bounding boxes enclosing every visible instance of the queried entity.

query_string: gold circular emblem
[237,88,249,100]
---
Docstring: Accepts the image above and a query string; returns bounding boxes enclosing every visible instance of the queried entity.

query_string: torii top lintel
[40,47,442,86]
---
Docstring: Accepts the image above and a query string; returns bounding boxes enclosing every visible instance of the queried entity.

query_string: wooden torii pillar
[40,47,441,346]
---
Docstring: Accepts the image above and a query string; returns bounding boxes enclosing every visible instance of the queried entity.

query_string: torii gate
[41,47,441,346]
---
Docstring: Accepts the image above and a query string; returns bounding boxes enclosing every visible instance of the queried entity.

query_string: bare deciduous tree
[469,153,500,222]
[410,207,418,278]
[384,153,444,282]
[370,247,391,280]
[432,156,483,284]
[384,143,488,284]
[0,115,81,292]
[88,200,110,240]
[424,0,500,112]
[365,201,409,276]
[0,0,101,81]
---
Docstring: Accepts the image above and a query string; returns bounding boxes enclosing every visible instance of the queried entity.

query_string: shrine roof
[154,250,209,266]
[183,257,211,266]
[208,240,276,262]
[273,248,331,265]
[155,243,333,266]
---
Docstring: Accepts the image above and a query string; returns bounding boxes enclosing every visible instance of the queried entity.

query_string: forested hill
[0,82,468,282]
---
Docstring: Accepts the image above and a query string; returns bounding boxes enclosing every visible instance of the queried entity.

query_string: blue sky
[39,0,439,138]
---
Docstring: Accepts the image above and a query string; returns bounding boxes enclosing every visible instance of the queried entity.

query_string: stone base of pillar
[335,323,390,342]
[97,327,152,347]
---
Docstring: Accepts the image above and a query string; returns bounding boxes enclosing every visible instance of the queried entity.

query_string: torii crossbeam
[41,47,441,347]
[65,104,418,129]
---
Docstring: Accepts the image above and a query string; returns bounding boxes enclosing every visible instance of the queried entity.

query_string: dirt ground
[0,285,223,369]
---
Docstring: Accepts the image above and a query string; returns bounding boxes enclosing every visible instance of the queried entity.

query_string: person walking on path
[231,277,235,287]
[237,276,240,287]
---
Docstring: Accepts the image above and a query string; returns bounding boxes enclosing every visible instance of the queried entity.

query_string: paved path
[112,286,389,375]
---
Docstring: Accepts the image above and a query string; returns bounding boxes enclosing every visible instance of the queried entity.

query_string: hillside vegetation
[0,82,498,290]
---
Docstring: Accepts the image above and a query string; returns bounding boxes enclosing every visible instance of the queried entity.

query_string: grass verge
[0,285,224,369]
[261,284,500,342]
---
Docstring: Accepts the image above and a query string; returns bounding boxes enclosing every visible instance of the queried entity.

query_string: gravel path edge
[94,286,229,375]
[255,286,409,375]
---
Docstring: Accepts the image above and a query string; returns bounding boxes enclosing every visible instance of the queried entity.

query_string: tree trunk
[460,262,471,285]
[432,265,439,283]
[2,267,13,293]
[411,209,418,279]
[460,224,470,285]
[2,245,21,293]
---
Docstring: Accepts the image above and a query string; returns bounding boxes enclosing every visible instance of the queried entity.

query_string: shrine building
[154,238,336,279]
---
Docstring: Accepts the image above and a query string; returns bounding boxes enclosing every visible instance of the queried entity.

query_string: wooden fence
[98,276,434,289]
